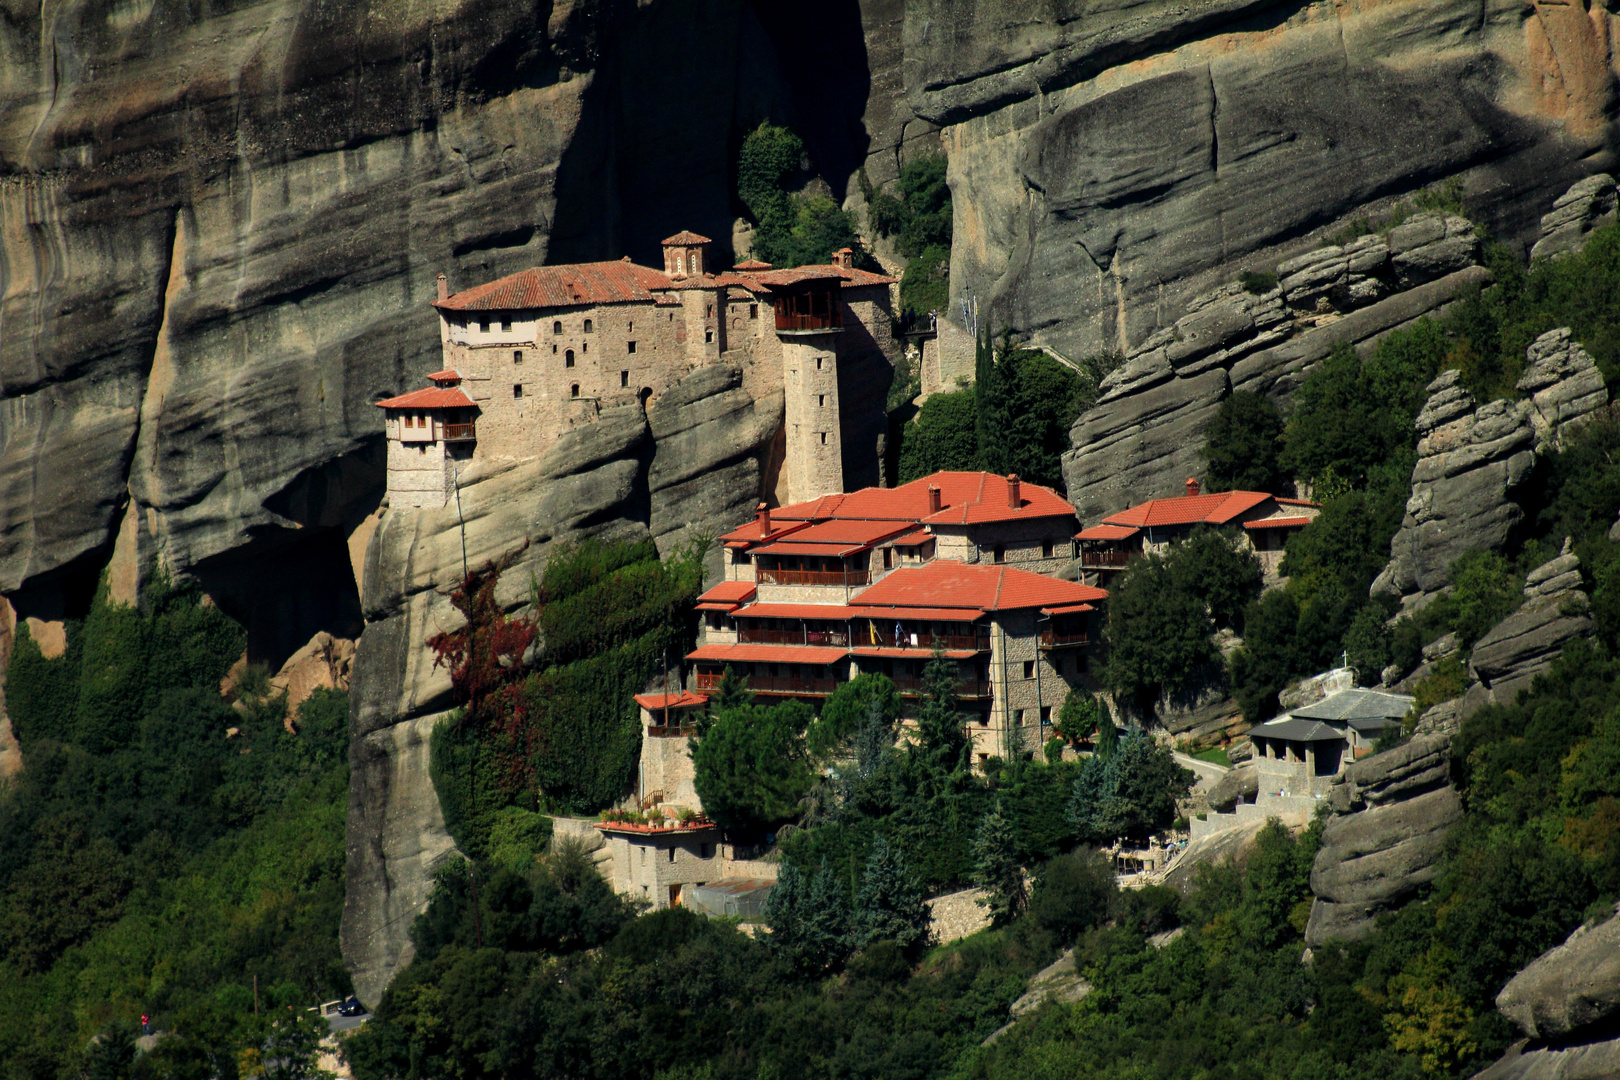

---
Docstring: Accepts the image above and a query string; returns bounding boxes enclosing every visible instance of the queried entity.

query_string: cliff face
[0,0,791,648]
[912,0,1617,514]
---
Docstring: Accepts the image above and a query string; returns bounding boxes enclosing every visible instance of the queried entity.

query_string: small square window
[993,545,1006,564]
[514,350,523,364]
[1023,660,1034,679]
[553,321,563,335]
[571,384,580,398]
[566,349,575,368]
[513,384,523,398]
[620,370,629,387]
[749,304,758,319]
[1041,706,1052,725]
[1042,540,1053,559]
[479,318,490,333]
[704,329,713,343]
[628,340,637,354]
[501,318,512,332]
[584,318,593,333]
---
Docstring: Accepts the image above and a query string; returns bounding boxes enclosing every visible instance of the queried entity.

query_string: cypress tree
[1095,706,1119,760]
[915,644,968,771]
[851,837,930,956]
[972,800,1027,925]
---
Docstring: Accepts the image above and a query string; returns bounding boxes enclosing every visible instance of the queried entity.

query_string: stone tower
[662,231,710,279]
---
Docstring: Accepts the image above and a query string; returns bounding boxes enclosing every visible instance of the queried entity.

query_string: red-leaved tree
[428,552,539,793]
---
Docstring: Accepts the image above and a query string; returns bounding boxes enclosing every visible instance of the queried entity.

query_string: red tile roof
[886,529,934,547]
[729,603,985,622]
[374,386,476,409]
[1076,524,1140,541]
[752,541,870,557]
[634,690,710,712]
[852,561,1106,612]
[687,644,847,665]
[732,603,859,620]
[662,231,712,245]
[1041,603,1096,615]
[425,369,461,382]
[435,261,673,311]
[1275,497,1320,508]
[771,472,1073,527]
[846,606,985,622]
[717,518,810,544]
[734,259,772,270]
[1242,516,1313,530]
[746,264,899,288]
[1102,490,1275,529]
[695,581,758,607]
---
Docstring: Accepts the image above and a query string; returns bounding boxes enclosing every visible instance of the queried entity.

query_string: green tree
[1067,729,1194,844]
[810,673,899,759]
[737,122,802,234]
[1169,525,1264,632]
[851,837,930,956]
[691,701,816,831]
[1026,848,1115,944]
[765,860,851,975]
[707,665,752,716]
[1104,553,1217,719]
[897,388,978,482]
[1094,708,1119,759]
[914,646,968,770]
[1201,391,1290,493]
[74,579,149,754]
[971,801,1026,925]
[1054,690,1104,747]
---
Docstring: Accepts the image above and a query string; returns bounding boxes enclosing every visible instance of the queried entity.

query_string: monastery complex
[376,231,898,510]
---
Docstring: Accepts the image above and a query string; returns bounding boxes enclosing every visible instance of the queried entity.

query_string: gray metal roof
[1248,717,1347,742]
[1290,688,1413,722]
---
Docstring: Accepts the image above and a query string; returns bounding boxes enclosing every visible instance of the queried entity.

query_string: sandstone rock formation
[1469,550,1593,705]
[344,366,780,1005]
[1206,763,1257,813]
[1472,904,1620,1080]
[1305,734,1461,947]
[927,0,1609,366]
[1497,903,1620,1041]
[1375,329,1608,605]
[1530,174,1619,262]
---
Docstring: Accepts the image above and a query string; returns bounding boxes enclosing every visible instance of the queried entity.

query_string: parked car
[336,997,366,1017]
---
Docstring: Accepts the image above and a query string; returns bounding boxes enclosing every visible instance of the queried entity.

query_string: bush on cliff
[738,122,864,269]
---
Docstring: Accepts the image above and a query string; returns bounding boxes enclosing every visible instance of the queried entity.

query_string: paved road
[326,1013,368,1033]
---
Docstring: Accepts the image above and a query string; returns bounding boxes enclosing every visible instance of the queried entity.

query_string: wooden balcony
[858,628,990,652]
[774,311,844,333]
[739,627,850,647]
[1039,629,1091,649]
[892,677,992,699]
[1079,550,1131,568]
[694,670,838,696]
[441,422,477,442]
[757,567,869,587]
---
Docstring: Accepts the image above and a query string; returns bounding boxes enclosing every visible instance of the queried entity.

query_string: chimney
[831,247,854,269]
[756,501,770,536]
[928,485,942,514]
[1007,474,1021,509]
[436,273,448,302]
[1185,477,1201,498]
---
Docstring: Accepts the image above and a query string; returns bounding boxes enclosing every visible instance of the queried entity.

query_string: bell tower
[661,231,711,279]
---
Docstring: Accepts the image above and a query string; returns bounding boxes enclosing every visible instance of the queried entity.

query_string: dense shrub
[1201,390,1290,494]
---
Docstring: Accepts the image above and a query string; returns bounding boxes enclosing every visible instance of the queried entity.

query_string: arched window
[553,321,562,335]
[571,384,580,398]
[583,318,593,333]
[565,349,575,368]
